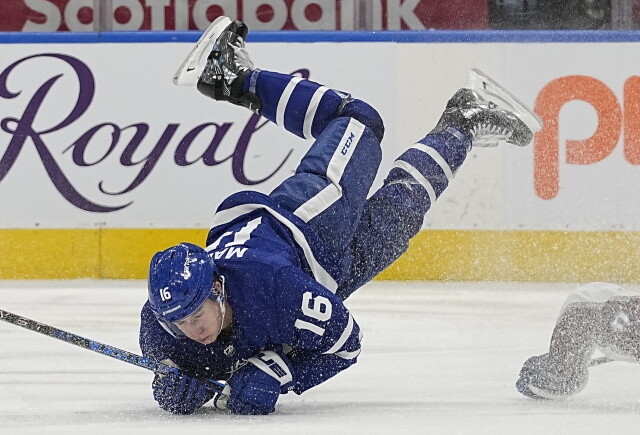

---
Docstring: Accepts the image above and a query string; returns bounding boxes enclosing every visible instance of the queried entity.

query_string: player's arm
[517,282,640,399]
[594,295,640,361]
[223,267,361,414]
[139,302,218,414]
[243,266,363,395]
[272,267,362,393]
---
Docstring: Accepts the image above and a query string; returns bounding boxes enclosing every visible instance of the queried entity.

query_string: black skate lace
[231,41,254,71]
[198,32,250,93]
[217,33,253,89]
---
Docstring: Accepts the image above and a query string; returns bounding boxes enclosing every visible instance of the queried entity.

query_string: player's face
[174,299,223,345]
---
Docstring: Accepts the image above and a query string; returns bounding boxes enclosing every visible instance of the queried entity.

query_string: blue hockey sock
[388,129,470,204]
[243,70,351,139]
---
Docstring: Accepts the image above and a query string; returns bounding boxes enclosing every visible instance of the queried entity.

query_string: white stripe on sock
[409,143,454,181]
[391,160,437,205]
[303,86,330,139]
[248,69,260,94]
[276,76,304,127]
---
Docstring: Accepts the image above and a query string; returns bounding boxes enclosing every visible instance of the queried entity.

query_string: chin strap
[215,275,227,337]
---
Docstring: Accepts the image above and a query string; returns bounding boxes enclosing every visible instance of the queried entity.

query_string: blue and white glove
[152,369,217,414]
[226,349,295,415]
[516,353,588,400]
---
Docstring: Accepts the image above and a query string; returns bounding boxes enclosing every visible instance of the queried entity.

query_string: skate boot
[173,16,260,112]
[467,68,542,135]
[431,87,533,148]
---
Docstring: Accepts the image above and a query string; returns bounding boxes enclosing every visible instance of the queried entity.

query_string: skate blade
[172,16,232,86]
[473,137,516,148]
[467,68,543,133]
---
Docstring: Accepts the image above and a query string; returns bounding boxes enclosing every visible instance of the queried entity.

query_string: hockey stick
[0,308,225,393]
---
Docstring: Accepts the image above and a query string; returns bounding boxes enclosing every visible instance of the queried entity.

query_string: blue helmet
[147,243,220,324]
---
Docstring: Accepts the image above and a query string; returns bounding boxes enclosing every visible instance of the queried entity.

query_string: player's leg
[174,16,383,143]
[174,17,386,266]
[174,16,385,245]
[516,303,595,400]
[595,294,640,363]
[336,82,535,299]
[266,99,384,268]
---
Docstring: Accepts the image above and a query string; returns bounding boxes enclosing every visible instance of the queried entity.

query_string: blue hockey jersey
[139,190,362,395]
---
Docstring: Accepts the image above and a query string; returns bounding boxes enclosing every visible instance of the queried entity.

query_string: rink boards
[2,31,640,281]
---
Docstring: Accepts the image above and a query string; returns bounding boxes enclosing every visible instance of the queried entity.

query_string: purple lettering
[175,122,232,166]
[0,54,301,213]
[0,54,129,211]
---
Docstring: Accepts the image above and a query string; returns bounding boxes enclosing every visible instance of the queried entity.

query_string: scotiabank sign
[0,0,487,32]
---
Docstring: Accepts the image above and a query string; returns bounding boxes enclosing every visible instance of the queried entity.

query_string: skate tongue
[467,69,543,133]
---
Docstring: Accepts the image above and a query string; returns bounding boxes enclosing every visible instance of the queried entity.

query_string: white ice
[1,280,639,434]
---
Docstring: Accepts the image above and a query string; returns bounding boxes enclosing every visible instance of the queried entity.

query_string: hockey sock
[388,128,470,204]
[243,70,352,140]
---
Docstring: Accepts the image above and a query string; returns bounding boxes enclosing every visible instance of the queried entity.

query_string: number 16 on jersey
[294,292,332,336]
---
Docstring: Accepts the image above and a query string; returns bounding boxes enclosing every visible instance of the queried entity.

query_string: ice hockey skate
[173,16,236,86]
[467,68,542,134]
[431,84,535,148]
[173,16,258,110]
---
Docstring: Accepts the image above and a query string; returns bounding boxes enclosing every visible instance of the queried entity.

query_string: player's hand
[226,349,295,415]
[152,371,216,414]
[599,297,640,361]
[226,365,281,415]
[516,353,588,400]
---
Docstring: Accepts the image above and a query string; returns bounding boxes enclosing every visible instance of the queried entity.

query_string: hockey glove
[152,371,217,414]
[597,297,640,361]
[226,349,295,415]
[516,353,588,400]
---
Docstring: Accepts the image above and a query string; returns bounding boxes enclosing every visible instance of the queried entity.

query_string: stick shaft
[0,308,224,392]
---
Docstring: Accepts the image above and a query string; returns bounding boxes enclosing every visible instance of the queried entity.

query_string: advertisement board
[393,40,640,232]
[0,0,488,32]
[4,36,640,232]
[0,40,397,228]
[3,31,640,281]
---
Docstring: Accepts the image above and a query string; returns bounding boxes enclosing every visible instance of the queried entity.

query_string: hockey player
[140,16,538,415]
[517,282,640,399]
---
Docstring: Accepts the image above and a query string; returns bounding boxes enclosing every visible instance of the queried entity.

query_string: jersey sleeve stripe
[335,348,361,360]
[323,312,354,355]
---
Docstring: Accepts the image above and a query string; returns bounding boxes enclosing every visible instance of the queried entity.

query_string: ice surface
[1,280,639,434]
